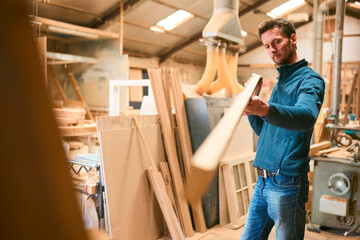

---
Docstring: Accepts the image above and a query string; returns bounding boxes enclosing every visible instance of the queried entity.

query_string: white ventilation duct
[202,0,244,47]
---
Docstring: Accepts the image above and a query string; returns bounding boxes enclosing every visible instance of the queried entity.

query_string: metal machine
[310,143,360,236]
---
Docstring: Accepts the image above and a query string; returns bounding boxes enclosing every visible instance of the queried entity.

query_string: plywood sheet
[98,115,165,240]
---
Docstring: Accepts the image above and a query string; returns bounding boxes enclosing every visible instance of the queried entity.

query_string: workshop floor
[186,224,360,240]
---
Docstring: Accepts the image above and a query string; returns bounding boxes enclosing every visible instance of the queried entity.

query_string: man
[240,18,325,240]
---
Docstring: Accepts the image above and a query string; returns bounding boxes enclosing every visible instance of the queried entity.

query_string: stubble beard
[273,41,293,66]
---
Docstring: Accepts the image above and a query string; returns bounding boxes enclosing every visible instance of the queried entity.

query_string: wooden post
[119,2,124,55]
[65,68,94,120]
[48,67,68,101]
[185,74,262,202]
[357,70,360,121]
[342,71,358,126]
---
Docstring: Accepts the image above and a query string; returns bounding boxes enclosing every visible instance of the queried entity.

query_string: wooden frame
[220,154,256,228]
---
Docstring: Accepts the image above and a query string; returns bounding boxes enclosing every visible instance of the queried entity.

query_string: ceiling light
[155,10,193,31]
[241,30,248,37]
[48,26,99,39]
[266,0,306,18]
[355,1,360,5]
[150,26,165,33]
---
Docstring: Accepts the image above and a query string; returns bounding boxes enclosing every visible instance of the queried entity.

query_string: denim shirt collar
[276,59,308,81]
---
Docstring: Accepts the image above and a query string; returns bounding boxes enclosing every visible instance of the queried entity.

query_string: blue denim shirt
[248,59,325,176]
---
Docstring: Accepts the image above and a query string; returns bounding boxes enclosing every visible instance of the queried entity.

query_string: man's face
[261,27,296,65]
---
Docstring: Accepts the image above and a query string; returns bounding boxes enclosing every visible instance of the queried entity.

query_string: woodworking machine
[310,145,360,236]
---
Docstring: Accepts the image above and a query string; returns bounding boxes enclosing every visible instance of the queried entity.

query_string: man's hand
[244,73,263,97]
[244,96,270,117]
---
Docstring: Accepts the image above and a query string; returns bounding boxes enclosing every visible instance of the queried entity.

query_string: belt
[257,168,276,178]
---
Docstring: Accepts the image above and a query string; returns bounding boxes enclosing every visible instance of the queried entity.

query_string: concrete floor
[186,224,360,240]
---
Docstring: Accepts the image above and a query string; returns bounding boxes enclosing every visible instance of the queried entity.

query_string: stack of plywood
[97,115,166,239]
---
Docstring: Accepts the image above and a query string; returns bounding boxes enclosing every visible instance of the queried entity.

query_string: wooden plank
[66,69,94,121]
[55,117,77,126]
[47,52,97,65]
[133,117,184,240]
[36,37,47,85]
[48,67,68,101]
[185,74,262,202]
[309,141,332,156]
[342,71,358,126]
[159,162,178,217]
[119,2,124,55]
[146,167,185,240]
[161,68,176,131]
[316,109,331,143]
[53,107,86,120]
[148,68,194,237]
[317,147,340,155]
[35,16,120,39]
[357,66,360,121]
[0,0,88,238]
[58,123,97,137]
[169,68,207,233]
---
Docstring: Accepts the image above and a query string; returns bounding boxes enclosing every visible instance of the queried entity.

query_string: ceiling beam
[158,0,271,63]
[90,0,142,28]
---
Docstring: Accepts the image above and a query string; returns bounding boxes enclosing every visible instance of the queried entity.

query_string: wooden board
[97,115,165,240]
[185,74,262,202]
[342,71,358,126]
[0,0,87,238]
[58,123,97,137]
[146,167,185,240]
[169,68,207,233]
[53,107,86,120]
[309,141,332,156]
[148,68,194,237]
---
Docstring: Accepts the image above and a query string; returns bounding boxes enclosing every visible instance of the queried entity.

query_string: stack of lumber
[53,107,97,137]
[148,68,207,237]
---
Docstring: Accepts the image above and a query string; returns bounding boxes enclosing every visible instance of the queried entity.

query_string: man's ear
[290,33,297,46]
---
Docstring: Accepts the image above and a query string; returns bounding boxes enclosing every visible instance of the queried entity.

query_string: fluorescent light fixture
[155,10,193,31]
[266,0,306,18]
[150,26,165,33]
[48,26,99,39]
[266,12,277,19]
[241,30,248,37]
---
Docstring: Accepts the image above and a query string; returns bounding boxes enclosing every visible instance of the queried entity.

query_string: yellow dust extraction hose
[195,44,219,95]
[206,44,230,95]
[228,51,243,95]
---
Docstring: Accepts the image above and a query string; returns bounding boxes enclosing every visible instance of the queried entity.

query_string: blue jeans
[240,172,309,240]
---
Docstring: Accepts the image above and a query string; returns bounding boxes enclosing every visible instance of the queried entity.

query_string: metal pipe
[331,0,346,123]
[313,0,336,74]
[312,0,319,72]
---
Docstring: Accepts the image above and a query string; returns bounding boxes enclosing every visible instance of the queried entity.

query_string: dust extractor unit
[195,0,245,98]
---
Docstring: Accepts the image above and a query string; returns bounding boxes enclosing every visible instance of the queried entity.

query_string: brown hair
[258,18,296,39]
